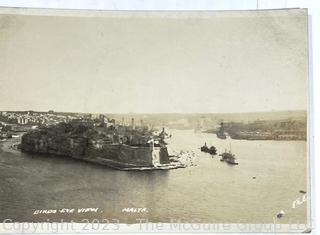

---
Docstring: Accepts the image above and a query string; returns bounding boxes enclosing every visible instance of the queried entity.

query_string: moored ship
[216,122,227,139]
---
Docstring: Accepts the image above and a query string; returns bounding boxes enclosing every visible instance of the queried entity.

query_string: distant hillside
[106,110,307,130]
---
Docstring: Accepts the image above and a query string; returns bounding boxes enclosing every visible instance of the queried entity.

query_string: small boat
[200,143,217,155]
[219,150,239,165]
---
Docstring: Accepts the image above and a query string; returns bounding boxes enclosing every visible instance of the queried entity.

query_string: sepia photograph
[0,7,310,233]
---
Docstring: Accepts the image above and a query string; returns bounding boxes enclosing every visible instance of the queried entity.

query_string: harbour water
[0,129,308,224]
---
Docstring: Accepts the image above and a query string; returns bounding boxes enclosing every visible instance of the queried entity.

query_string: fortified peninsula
[20,117,188,170]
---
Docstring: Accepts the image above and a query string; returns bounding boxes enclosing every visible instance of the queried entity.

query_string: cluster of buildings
[0,111,67,137]
[0,111,115,127]
[0,110,157,141]
[0,111,70,126]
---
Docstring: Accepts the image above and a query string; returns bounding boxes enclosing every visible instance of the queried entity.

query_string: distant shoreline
[203,131,307,141]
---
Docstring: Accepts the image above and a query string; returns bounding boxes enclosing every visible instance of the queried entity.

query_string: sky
[0,9,308,113]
